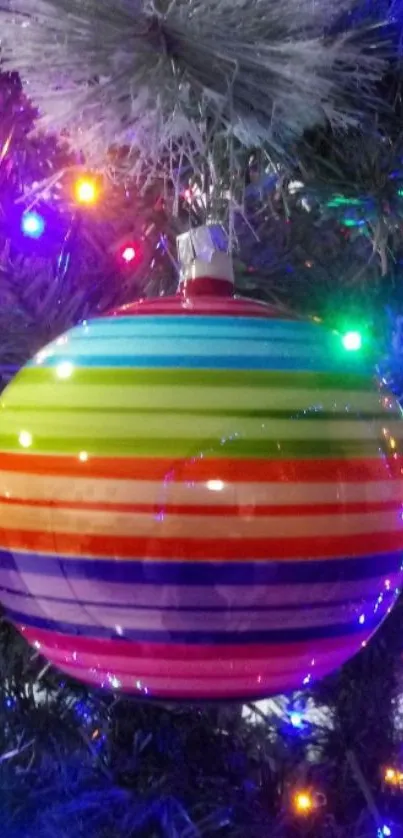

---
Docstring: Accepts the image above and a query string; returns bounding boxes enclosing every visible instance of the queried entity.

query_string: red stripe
[1,496,401,517]
[0,452,400,482]
[19,625,365,660]
[4,528,403,560]
[112,297,295,319]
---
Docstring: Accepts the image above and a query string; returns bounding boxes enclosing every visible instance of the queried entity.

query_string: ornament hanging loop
[176,225,234,299]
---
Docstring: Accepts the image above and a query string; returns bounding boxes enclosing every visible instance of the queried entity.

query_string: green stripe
[18,366,375,391]
[0,436,396,459]
[2,405,397,421]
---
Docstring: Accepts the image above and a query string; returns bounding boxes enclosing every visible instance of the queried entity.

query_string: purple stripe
[6,606,384,645]
[0,581,394,616]
[0,550,402,585]
[1,596,392,632]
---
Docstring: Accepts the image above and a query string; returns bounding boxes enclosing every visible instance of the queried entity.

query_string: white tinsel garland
[0,0,386,178]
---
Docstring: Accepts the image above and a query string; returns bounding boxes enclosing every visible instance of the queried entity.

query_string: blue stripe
[1,550,401,585]
[0,582,387,613]
[4,606,372,644]
[33,354,369,373]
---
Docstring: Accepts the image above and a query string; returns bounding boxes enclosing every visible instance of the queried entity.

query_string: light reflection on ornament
[56,361,74,380]
[18,430,32,448]
[206,479,225,492]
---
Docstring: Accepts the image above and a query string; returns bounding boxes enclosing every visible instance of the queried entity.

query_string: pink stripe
[51,662,350,698]
[20,625,367,661]
[19,627,367,695]
[39,641,355,678]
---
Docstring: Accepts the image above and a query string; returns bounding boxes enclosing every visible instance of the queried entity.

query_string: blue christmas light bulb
[21,211,45,239]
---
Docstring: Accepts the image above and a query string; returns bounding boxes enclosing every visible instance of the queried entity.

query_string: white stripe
[1,472,403,507]
[1,503,401,538]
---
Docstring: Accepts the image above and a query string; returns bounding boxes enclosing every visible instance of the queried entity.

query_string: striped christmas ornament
[0,277,402,700]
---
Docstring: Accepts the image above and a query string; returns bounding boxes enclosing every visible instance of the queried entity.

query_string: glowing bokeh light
[74,177,97,206]
[21,211,45,239]
[384,767,403,787]
[293,791,314,816]
[342,331,362,352]
[121,246,136,263]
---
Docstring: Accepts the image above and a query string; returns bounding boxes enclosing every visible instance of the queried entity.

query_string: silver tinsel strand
[0,0,386,178]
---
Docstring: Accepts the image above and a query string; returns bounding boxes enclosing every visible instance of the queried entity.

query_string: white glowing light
[206,479,225,492]
[56,361,74,379]
[19,430,32,448]
[79,451,88,462]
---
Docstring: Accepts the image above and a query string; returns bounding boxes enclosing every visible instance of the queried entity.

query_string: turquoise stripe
[28,315,372,375]
[70,315,327,340]
[35,337,332,357]
[33,353,372,374]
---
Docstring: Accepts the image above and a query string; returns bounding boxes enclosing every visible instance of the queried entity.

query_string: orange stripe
[0,496,401,517]
[3,529,403,560]
[0,452,401,482]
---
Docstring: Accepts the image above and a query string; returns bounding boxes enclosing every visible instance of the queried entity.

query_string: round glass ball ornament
[0,274,401,700]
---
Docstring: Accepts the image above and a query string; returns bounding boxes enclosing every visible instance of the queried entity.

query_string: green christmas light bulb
[342,330,363,352]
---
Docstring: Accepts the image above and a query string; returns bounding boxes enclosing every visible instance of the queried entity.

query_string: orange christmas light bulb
[293,791,314,816]
[74,177,98,206]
